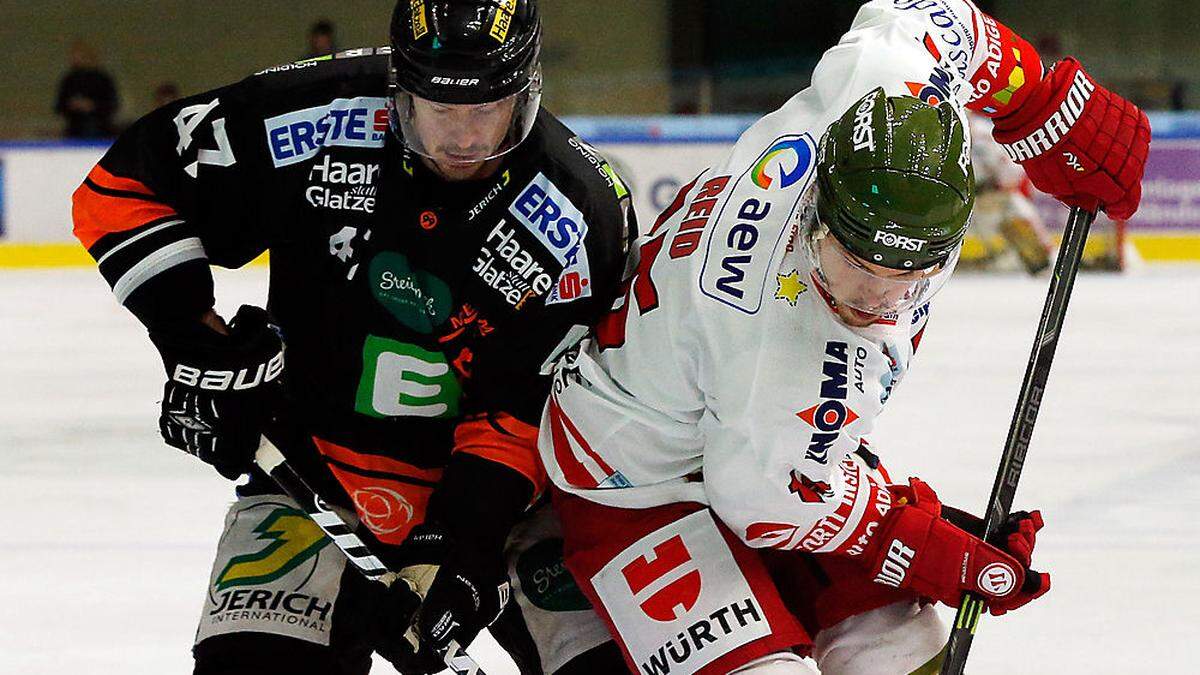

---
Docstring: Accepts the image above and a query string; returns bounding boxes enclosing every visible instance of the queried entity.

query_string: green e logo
[355,336,461,419]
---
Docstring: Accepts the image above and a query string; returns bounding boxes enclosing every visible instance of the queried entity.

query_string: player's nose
[445,117,485,151]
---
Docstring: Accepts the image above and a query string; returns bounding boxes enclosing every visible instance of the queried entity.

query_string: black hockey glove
[151,305,284,480]
[374,523,511,674]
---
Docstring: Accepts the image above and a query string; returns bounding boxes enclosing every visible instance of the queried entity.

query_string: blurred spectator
[304,19,337,58]
[54,40,119,138]
[153,81,181,109]
[1171,81,1187,111]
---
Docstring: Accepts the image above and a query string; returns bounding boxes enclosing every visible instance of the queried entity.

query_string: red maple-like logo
[789,471,833,503]
[620,534,702,622]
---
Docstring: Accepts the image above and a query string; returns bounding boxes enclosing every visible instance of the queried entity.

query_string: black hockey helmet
[390,0,542,104]
[388,0,543,161]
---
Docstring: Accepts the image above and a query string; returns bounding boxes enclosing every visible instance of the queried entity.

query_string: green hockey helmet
[815,88,974,270]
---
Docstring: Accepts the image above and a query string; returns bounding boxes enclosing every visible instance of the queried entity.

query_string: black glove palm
[152,305,284,479]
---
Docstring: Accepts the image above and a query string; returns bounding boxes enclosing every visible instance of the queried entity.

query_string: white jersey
[540,0,997,554]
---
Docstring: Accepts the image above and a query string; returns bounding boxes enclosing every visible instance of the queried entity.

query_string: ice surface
[2,266,1197,674]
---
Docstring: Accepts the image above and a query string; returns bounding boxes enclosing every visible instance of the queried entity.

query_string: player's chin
[431,156,489,180]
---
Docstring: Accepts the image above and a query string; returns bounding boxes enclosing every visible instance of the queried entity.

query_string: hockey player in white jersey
[537,1,1150,673]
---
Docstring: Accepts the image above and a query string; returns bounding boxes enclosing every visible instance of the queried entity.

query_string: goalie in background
[962,112,1055,274]
[964,112,1129,273]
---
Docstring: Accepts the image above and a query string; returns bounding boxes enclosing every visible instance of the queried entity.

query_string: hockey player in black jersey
[72,2,633,673]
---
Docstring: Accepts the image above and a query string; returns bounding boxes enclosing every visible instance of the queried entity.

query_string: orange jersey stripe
[86,164,156,196]
[312,437,445,484]
[72,183,177,249]
[454,413,547,497]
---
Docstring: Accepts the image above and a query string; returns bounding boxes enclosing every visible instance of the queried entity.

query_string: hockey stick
[938,206,1097,675]
[253,439,487,675]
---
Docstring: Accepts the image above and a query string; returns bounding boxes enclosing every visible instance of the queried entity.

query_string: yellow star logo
[775,270,807,306]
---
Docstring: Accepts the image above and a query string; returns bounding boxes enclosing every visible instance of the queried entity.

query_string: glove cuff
[991,58,1098,162]
[427,453,535,557]
[152,305,284,391]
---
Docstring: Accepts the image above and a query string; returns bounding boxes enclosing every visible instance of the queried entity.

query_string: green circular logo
[369,251,452,334]
[516,538,591,612]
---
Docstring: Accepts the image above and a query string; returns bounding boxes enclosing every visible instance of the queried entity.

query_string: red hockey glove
[941,505,1050,615]
[866,479,1050,616]
[991,58,1151,220]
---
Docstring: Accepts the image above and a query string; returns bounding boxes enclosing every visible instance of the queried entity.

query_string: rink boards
[3,112,1200,265]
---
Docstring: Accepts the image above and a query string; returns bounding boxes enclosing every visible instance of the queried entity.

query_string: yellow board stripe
[0,244,269,268]
[0,244,95,267]
[960,232,1200,264]
[1130,234,1200,261]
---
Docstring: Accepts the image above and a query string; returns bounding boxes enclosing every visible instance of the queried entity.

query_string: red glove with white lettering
[865,478,1050,616]
[990,58,1151,220]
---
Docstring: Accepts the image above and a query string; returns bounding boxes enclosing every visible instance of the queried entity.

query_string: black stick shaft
[939,207,1097,675]
[253,440,397,583]
[253,440,486,675]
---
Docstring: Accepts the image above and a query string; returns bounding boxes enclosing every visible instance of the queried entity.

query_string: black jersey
[73,49,634,538]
